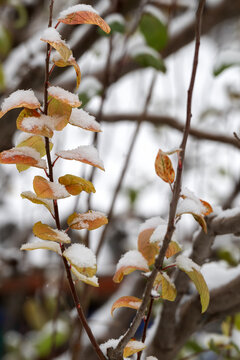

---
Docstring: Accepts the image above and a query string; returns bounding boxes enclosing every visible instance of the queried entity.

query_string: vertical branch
[42,2,106,359]
[108,0,206,358]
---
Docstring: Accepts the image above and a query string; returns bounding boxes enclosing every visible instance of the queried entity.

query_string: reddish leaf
[111,296,142,316]
[155,149,175,183]
[17,108,53,138]
[67,211,108,230]
[0,89,40,118]
[0,147,46,169]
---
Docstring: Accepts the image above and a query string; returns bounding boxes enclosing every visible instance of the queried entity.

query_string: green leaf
[132,48,166,72]
[139,13,168,51]
[213,62,240,77]
[0,24,12,56]
[0,63,5,91]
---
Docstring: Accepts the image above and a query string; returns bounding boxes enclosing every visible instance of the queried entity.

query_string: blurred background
[0,0,240,359]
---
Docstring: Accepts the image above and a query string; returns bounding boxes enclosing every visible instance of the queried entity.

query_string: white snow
[48,229,71,244]
[1,146,46,169]
[150,224,171,245]
[144,4,167,24]
[146,357,158,360]
[47,181,70,199]
[79,76,102,97]
[20,240,61,254]
[59,4,99,19]
[0,89,40,113]
[176,254,200,272]
[215,207,240,221]
[202,262,240,290]
[63,243,97,269]
[48,86,81,107]
[69,108,101,132]
[21,114,55,131]
[41,27,62,43]
[56,145,105,170]
[139,216,166,233]
[69,211,106,229]
[71,266,99,286]
[105,13,125,25]
[100,338,119,356]
[130,44,160,60]
[116,250,149,271]
[177,187,206,215]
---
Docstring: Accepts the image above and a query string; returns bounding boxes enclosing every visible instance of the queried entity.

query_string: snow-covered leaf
[21,191,54,216]
[123,340,145,357]
[111,296,142,316]
[71,266,99,287]
[0,146,46,169]
[48,86,81,107]
[113,250,149,283]
[17,108,54,138]
[20,240,61,254]
[69,108,101,132]
[41,27,72,62]
[176,255,210,313]
[155,149,175,183]
[63,243,97,276]
[67,210,108,230]
[33,176,70,199]
[0,89,40,118]
[58,174,96,195]
[56,145,105,171]
[33,221,71,244]
[58,4,111,34]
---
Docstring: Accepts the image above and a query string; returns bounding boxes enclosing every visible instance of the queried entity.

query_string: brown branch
[108,1,206,359]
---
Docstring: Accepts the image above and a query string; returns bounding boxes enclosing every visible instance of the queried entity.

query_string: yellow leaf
[52,56,81,89]
[160,272,177,301]
[58,174,96,195]
[67,210,108,230]
[33,176,70,199]
[176,255,210,313]
[21,191,54,216]
[63,243,97,277]
[111,296,142,316]
[47,96,72,130]
[123,340,145,358]
[58,7,111,34]
[155,149,175,183]
[33,221,71,244]
[165,240,182,258]
[71,266,99,287]
[138,228,159,266]
[41,29,72,62]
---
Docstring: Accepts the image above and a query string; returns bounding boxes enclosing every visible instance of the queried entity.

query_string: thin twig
[43,2,105,359]
[137,297,154,360]
[108,0,206,358]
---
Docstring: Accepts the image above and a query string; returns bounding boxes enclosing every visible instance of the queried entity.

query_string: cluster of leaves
[0,5,110,289]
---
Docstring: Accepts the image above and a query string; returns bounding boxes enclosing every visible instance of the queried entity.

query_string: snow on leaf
[21,191,54,216]
[20,240,61,255]
[47,96,72,130]
[111,296,142,316]
[123,340,145,358]
[58,174,96,195]
[33,221,71,244]
[16,135,52,172]
[71,266,99,287]
[41,27,72,62]
[63,243,97,277]
[113,250,149,283]
[67,210,108,230]
[48,86,81,107]
[0,89,40,118]
[56,145,105,171]
[69,108,101,132]
[52,55,81,89]
[17,109,54,138]
[0,146,46,169]
[155,272,176,301]
[33,176,70,199]
[176,255,209,313]
[58,5,111,34]
[155,149,175,183]
[138,227,159,266]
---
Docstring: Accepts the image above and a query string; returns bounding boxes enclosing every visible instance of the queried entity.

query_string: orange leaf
[113,250,149,283]
[56,145,105,171]
[69,108,101,132]
[33,221,71,244]
[67,211,108,230]
[200,199,213,216]
[111,296,142,316]
[17,108,53,138]
[0,147,46,169]
[123,340,145,358]
[58,5,111,34]
[47,96,72,130]
[41,27,72,62]
[58,174,96,195]
[0,89,40,118]
[155,149,175,183]
[48,86,81,107]
[138,228,159,266]
[33,176,70,199]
